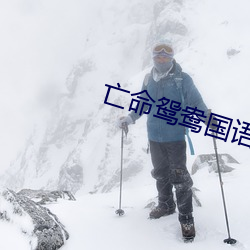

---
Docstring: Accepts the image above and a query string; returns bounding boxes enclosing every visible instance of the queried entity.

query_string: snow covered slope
[47,159,249,250]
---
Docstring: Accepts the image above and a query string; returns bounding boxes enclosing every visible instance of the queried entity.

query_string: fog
[0,0,95,172]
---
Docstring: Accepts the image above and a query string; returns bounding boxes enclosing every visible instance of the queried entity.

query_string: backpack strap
[174,74,195,155]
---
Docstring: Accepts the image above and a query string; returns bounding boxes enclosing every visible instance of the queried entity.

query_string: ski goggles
[153,44,174,58]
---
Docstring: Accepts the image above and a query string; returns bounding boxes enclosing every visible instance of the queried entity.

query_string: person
[117,39,209,242]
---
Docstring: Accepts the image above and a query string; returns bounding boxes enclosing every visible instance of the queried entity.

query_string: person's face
[154,56,172,64]
[153,44,173,64]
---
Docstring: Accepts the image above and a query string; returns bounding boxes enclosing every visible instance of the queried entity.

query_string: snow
[1,161,250,249]
[1,0,250,249]
[0,222,34,250]
[0,193,37,249]
[46,161,250,250]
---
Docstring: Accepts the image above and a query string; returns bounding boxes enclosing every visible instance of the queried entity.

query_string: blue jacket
[129,61,208,142]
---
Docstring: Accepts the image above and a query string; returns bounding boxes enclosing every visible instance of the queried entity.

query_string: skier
[117,39,209,242]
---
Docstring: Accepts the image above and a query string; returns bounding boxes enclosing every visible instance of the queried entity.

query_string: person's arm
[182,73,209,117]
[117,74,150,128]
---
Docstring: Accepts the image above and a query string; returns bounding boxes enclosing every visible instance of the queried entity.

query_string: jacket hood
[169,60,182,75]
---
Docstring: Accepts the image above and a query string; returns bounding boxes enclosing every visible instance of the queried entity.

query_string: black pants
[150,140,193,223]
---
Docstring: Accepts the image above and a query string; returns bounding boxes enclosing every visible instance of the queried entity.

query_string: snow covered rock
[191,154,239,175]
[17,189,76,205]
[0,189,69,250]
[227,48,240,58]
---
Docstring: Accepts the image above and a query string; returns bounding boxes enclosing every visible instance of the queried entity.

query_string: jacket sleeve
[182,73,209,118]
[129,73,150,122]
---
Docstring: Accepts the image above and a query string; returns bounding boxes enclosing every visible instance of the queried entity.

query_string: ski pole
[212,135,237,244]
[115,123,128,216]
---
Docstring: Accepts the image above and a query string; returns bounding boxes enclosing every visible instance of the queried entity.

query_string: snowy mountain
[1,0,250,249]
[0,0,154,192]
[2,0,250,193]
